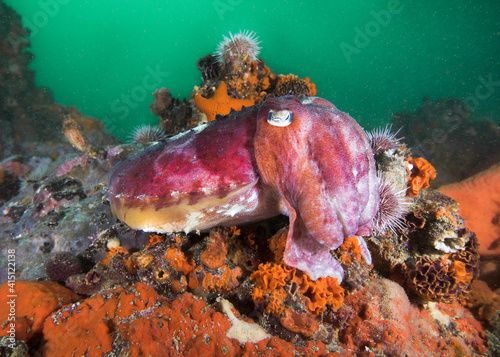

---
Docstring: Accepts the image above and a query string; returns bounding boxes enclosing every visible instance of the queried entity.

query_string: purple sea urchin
[215,30,261,65]
[373,178,409,234]
[130,125,167,143]
[367,125,402,156]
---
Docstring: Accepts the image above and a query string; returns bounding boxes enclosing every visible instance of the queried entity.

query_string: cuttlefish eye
[267,109,293,127]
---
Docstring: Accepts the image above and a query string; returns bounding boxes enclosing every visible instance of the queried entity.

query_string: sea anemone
[215,30,261,65]
[130,125,167,143]
[373,178,410,234]
[367,125,402,156]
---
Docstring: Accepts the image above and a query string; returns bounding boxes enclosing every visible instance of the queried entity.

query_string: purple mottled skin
[108,96,379,281]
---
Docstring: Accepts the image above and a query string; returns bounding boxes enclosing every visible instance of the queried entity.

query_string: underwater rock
[37,283,330,357]
[150,87,195,136]
[45,251,83,282]
[369,188,480,303]
[0,2,116,160]
[392,96,500,186]
[147,31,319,137]
[466,280,500,323]
[193,31,317,118]
[0,151,117,284]
[0,157,27,204]
[197,54,221,82]
[0,277,489,356]
[0,0,116,164]
[439,163,500,258]
[330,278,487,356]
[406,190,471,255]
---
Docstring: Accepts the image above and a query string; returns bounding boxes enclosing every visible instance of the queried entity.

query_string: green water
[5,0,500,140]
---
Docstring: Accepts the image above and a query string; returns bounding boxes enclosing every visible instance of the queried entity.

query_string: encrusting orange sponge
[194,82,255,122]
[0,281,80,341]
[250,263,344,316]
[407,157,436,197]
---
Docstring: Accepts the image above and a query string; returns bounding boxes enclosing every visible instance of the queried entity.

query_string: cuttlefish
[108,96,379,281]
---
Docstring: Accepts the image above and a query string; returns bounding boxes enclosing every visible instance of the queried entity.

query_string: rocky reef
[0,8,499,356]
[392,96,500,186]
[0,3,116,162]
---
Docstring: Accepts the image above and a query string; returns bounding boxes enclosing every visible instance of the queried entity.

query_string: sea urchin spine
[373,177,410,234]
[367,124,402,156]
[130,125,167,143]
[215,30,261,65]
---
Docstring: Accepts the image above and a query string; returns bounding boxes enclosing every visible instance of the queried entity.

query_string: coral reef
[0,2,118,288]
[329,278,487,356]
[0,281,80,341]
[370,188,480,303]
[40,282,331,357]
[406,157,437,197]
[150,88,195,135]
[0,278,488,356]
[0,16,496,356]
[0,2,116,160]
[439,163,500,257]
